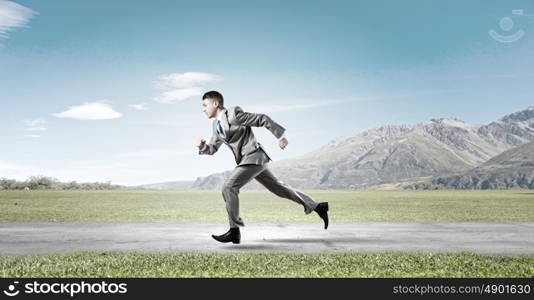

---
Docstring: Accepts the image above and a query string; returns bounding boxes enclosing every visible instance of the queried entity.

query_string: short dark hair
[202,91,224,107]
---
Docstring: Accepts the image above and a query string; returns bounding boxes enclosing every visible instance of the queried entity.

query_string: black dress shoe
[314,202,329,229]
[212,227,241,244]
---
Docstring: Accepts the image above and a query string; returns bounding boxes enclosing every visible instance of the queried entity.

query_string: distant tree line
[0,176,128,190]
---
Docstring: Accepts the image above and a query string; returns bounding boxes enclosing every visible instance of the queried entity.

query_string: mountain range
[138,106,534,190]
[433,141,534,189]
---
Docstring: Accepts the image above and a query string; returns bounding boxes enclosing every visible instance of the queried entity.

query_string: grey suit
[199,106,319,228]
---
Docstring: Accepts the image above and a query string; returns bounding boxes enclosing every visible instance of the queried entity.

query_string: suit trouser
[222,163,319,228]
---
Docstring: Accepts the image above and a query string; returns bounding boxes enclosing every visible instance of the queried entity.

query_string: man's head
[201,91,224,119]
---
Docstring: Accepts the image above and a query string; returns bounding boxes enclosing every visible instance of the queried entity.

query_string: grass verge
[1,190,534,222]
[1,252,533,277]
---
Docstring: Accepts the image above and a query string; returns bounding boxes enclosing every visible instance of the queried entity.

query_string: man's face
[201,98,219,119]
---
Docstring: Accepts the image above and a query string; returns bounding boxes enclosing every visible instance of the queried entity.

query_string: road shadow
[264,237,378,244]
[223,244,281,251]
[221,237,395,252]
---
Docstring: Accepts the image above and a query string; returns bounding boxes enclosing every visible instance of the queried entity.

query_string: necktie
[217,120,226,139]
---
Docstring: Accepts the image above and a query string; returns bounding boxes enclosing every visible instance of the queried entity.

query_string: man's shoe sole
[211,235,241,244]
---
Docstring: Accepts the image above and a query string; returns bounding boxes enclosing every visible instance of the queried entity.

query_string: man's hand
[197,139,206,149]
[279,137,288,150]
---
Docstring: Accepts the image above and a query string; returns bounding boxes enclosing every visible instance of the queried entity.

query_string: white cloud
[247,99,347,113]
[154,72,222,89]
[52,102,123,120]
[23,118,47,131]
[152,72,222,104]
[152,87,204,104]
[23,118,43,127]
[25,134,40,138]
[0,0,35,40]
[128,103,148,110]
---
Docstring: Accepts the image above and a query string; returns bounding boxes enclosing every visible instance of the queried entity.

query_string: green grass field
[1,189,534,277]
[1,189,533,222]
[2,252,533,278]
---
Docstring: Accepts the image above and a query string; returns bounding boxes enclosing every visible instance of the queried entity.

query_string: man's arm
[198,130,223,155]
[228,106,286,139]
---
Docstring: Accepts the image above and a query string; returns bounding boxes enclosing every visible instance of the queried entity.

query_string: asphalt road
[1,222,533,255]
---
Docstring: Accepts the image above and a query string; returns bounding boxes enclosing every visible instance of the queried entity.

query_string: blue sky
[1,0,533,185]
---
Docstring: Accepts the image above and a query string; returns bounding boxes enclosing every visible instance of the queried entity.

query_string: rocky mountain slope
[433,141,534,189]
[155,106,534,190]
[190,106,534,190]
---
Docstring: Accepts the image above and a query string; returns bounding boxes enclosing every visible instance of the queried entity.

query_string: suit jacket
[198,106,286,165]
